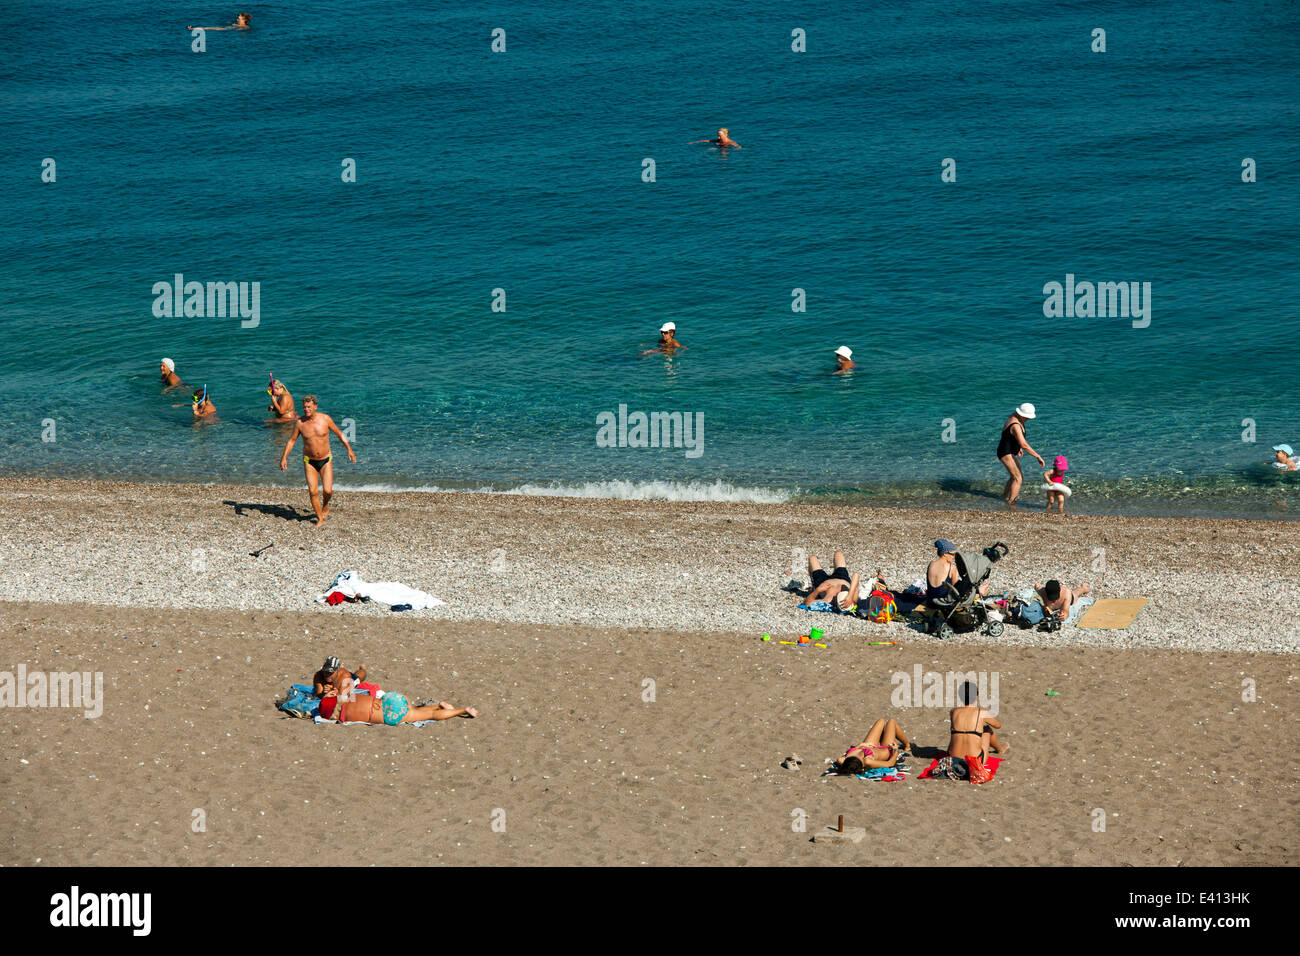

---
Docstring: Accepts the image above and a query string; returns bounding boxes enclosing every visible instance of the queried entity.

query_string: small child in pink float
[1042,455,1071,512]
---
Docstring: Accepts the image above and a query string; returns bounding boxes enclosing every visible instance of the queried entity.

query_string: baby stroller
[916,542,1009,639]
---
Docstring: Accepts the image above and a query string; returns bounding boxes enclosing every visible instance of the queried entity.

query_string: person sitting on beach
[267,378,297,421]
[799,550,862,612]
[279,394,357,528]
[689,127,741,149]
[317,683,478,724]
[948,680,1009,763]
[643,322,684,354]
[926,540,961,603]
[312,656,369,697]
[187,12,251,30]
[1036,579,1091,623]
[836,718,912,774]
[996,403,1045,507]
[1272,444,1298,471]
[833,346,854,374]
[160,358,181,387]
[191,385,216,418]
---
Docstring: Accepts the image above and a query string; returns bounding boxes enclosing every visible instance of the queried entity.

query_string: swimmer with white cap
[1272,444,1298,471]
[643,321,685,354]
[160,358,181,387]
[834,345,855,373]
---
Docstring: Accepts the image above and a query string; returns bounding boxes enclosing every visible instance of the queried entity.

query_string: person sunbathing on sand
[800,550,862,612]
[318,680,477,725]
[837,718,911,774]
[312,656,368,697]
[1036,579,1091,622]
[949,680,1009,762]
[160,358,181,387]
[187,12,251,30]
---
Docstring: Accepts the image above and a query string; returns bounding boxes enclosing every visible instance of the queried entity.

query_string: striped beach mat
[1078,598,1149,629]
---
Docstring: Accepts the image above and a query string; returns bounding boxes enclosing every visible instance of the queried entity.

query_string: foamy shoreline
[1,477,1295,654]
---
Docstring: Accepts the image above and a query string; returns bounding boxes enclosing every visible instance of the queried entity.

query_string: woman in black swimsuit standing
[997,403,1045,506]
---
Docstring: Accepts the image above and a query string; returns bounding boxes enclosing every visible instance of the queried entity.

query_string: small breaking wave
[340,478,795,504]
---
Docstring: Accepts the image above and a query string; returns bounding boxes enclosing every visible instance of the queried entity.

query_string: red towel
[919,753,1003,782]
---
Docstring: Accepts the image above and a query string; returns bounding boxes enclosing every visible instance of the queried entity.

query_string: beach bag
[966,754,992,785]
[1008,599,1045,627]
[865,589,898,623]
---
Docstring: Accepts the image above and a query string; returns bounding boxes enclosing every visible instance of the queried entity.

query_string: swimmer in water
[689,127,741,149]
[642,322,685,355]
[191,385,216,419]
[833,345,855,374]
[187,12,251,30]
[1272,444,1298,471]
[160,358,181,387]
[266,377,297,421]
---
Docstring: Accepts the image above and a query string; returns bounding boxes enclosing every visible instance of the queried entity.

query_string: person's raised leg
[882,719,911,752]
[862,718,887,747]
[989,731,1009,755]
[807,554,823,576]
[833,551,846,571]
[304,462,324,526]
[1075,582,1092,597]
[320,459,335,518]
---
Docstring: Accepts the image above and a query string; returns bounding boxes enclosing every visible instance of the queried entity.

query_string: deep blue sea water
[2,1,1298,517]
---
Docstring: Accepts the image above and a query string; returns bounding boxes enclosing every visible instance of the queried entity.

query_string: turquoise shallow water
[2,1,1298,518]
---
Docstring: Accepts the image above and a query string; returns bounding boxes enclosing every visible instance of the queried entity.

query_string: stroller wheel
[937,622,955,640]
[986,621,1004,638]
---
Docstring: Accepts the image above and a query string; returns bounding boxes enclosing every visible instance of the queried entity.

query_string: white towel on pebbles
[319,569,445,610]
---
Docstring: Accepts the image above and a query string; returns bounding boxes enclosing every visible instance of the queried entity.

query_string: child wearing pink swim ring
[1043,455,1070,512]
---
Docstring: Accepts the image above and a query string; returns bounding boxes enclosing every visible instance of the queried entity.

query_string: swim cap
[162,358,175,372]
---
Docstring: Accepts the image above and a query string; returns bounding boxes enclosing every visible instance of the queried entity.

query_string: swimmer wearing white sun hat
[159,357,180,387]
[643,322,684,354]
[834,345,855,373]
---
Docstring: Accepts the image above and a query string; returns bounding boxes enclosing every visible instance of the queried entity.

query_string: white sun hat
[835,346,853,359]
[660,322,676,332]
[1015,402,1036,419]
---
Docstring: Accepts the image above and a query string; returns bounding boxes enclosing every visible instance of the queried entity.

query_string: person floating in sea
[191,385,216,418]
[833,345,855,373]
[266,376,297,421]
[160,358,181,388]
[1272,444,1297,471]
[187,12,251,30]
[690,127,741,149]
[996,403,1045,507]
[279,394,356,528]
[643,322,685,354]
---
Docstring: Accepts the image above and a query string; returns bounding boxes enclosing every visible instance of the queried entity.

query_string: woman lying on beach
[948,681,1008,763]
[318,681,478,725]
[836,718,911,774]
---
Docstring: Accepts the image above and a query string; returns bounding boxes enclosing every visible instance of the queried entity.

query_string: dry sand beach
[1,478,1297,866]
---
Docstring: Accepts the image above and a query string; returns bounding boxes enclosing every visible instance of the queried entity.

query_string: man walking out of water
[279,395,356,527]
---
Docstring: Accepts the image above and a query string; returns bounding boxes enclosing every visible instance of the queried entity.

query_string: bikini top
[952,708,984,736]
